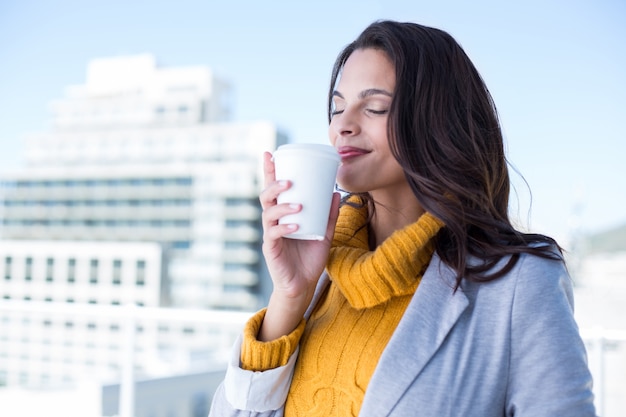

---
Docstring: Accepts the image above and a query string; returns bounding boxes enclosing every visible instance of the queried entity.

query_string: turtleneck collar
[326,197,444,309]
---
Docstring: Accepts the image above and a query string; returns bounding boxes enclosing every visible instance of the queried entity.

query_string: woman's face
[329,48,408,195]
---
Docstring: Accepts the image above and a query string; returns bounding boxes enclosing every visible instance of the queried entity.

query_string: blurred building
[0,54,287,310]
[0,54,285,393]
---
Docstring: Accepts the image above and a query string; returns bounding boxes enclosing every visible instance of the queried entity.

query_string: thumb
[324,192,341,241]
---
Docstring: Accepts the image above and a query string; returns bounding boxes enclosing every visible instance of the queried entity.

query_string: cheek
[380,142,405,177]
[373,119,390,142]
[374,128,393,157]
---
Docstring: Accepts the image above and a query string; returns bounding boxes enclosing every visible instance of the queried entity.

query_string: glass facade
[0,54,287,310]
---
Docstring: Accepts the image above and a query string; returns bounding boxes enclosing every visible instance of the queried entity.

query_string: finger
[263,151,276,189]
[264,222,299,243]
[262,201,301,228]
[262,204,301,245]
[260,179,290,210]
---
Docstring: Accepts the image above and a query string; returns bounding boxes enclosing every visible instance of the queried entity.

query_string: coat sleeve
[506,254,597,416]
[207,333,296,416]
[208,274,330,416]
[208,383,284,417]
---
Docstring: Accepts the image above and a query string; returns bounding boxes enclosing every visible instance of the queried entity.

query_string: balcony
[0,300,622,416]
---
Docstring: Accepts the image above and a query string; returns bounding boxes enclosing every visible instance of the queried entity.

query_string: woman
[209,20,596,416]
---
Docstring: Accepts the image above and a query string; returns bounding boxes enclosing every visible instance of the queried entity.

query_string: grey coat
[209,251,597,416]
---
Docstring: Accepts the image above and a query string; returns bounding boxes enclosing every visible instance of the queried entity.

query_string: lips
[337,146,371,160]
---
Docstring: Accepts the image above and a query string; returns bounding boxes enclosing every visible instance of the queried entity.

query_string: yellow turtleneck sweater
[240,199,444,416]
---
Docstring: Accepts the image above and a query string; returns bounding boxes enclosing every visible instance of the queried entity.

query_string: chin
[336,184,366,195]
[336,174,371,195]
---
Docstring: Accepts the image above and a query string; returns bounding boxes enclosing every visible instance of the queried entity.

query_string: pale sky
[0,0,624,245]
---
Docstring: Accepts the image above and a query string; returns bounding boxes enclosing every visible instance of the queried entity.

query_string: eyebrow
[332,88,393,99]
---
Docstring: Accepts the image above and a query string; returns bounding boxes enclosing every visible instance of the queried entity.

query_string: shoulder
[429,244,569,288]
[467,243,570,291]
[456,245,575,319]
[427,246,574,314]
[511,247,573,305]
[509,248,575,316]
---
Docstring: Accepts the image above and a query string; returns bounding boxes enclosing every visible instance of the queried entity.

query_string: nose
[329,108,360,142]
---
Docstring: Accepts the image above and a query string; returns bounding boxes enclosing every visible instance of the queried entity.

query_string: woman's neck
[368,190,424,248]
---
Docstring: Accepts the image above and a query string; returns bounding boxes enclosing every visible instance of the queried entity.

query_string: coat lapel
[304,272,331,320]
[359,255,470,416]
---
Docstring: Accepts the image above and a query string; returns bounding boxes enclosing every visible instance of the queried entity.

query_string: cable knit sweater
[240,199,444,416]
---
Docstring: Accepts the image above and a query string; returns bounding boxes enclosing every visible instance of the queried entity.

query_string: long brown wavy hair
[328,20,562,287]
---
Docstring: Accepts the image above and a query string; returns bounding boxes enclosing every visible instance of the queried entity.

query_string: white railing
[1,300,624,416]
[0,300,250,417]
[581,328,626,417]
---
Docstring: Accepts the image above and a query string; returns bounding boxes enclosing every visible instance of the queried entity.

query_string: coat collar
[359,253,470,416]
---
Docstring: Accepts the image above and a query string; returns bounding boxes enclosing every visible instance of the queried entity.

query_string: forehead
[337,48,395,92]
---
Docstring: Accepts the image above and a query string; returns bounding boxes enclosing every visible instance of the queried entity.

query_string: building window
[112,259,122,285]
[224,263,241,271]
[25,257,33,281]
[175,177,192,186]
[226,220,247,228]
[4,256,11,280]
[89,259,98,284]
[67,258,76,283]
[136,260,145,286]
[172,241,190,249]
[45,258,54,282]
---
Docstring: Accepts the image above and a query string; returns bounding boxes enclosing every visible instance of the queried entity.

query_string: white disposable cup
[273,143,340,240]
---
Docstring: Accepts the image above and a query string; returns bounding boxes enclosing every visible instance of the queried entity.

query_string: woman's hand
[258,151,340,341]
